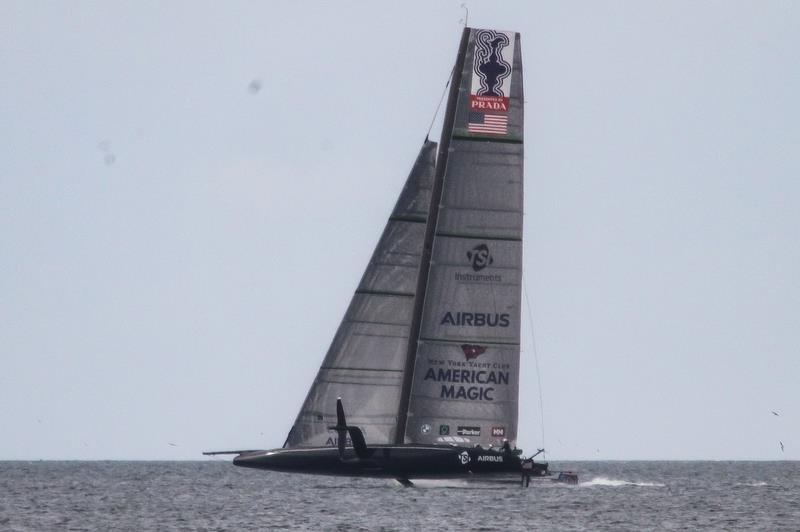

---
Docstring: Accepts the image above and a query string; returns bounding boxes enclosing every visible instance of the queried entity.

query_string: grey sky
[2,1,798,460]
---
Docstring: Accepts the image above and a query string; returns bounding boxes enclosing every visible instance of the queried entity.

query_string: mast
[395,28,471,444]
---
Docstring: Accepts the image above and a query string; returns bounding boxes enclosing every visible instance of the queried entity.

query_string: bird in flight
[780,441,784,453]
[771,411,780,416]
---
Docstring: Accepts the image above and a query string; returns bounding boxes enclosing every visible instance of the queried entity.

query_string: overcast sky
[2,1,798,460]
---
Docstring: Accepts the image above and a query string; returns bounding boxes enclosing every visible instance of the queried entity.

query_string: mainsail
[285,27,524,451]
[402,28,524,448]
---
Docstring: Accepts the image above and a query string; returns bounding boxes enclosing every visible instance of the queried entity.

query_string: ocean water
[1,461,798,530]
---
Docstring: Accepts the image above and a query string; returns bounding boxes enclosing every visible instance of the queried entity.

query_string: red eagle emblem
[460,344,487,360]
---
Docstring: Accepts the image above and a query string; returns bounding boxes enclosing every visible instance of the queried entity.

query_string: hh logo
[492,427,506,437]
[467,244,494,272]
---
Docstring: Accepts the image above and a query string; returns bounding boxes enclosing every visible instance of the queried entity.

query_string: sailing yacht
[206,27,552,485]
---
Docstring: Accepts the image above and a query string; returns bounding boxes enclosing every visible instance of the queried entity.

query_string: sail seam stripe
[435,232,522,242]
[452,134,523,144]
[389,215,428,224]
[441,206,522,214]
[354,289,415,298]
[344,319,411,327]
[413,414,517,421]
[318,380,400,387]
[412,398,518,406]
[320,366,404,373]
[418,336,520,347]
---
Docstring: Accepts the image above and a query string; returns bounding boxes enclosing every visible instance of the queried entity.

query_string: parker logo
[491,426,506,437]
[457,426,481,437]
[461,344,487,360]
[467,244,494,272]
[459,451,471,465]
[439,424,450,436]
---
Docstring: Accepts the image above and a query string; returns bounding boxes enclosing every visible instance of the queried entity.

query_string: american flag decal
[467,112,508,135]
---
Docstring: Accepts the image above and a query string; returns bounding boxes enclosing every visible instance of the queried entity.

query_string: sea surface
[1,461,798,530]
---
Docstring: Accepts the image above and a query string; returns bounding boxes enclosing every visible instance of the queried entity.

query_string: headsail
[402,28,524,448]
[284,141,437,448]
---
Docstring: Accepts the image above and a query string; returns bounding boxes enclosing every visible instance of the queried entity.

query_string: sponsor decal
[468,29,515,135]
[491,426,506,437]
[420,424,431,435]
[440,312,510,327]
[461,344,487,360]
[325,436,352,446]
[439,424,450,436]
[424,367,510,402]
[455,271,501,282]
[457,426,481,437]
[477,455,504,463]
[455,244,501,283]
[459,451,471,465]
[423,368,509,385]
[467,244,494,272]
[468,112,508,135]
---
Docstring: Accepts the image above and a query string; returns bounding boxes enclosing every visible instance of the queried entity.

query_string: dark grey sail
[403,29,524,448]
[284,141,437,448]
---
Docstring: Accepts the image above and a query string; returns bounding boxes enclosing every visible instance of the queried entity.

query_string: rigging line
[522,270,546,461]
[426,70,454,139]
[460,3,469,28]
[425,54,458,139]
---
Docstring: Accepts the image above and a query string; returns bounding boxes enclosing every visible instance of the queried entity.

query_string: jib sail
[284,141,437,447]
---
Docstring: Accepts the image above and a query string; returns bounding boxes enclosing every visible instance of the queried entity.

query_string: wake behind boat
[206,26,569,487]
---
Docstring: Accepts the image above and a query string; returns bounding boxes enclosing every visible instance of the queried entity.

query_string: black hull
[232,444,549,480]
